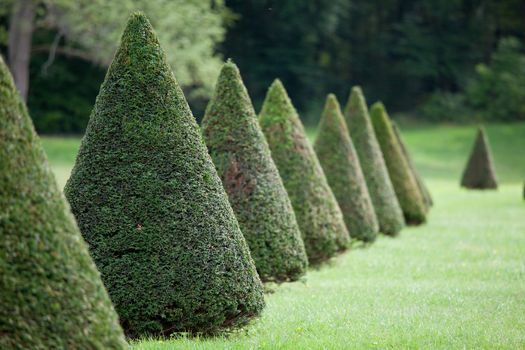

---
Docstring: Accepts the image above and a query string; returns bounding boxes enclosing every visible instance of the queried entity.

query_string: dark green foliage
[202,61,308,282]
[370,102,427,225]
[223,1,524,122]
[460,127,498,190]
[343,87,405,235]
[221,0,347,123]
[9,1,525,129]
[259,80,350,264]
[64,13,264,337]
[0,56,127,349]
[27,37,106,133]
[466,38,525,122]
[314,94,379,242]
[392,122,433,208]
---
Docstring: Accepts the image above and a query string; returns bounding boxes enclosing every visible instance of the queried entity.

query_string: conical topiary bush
[343,87,405,235]
[202,61,308,282]
[460,127,498,189]
[0,57,127,349]
[64,13,264,337]
[392,122,433,208]
[259,80,350,264]
[370,102,427,225]
[314,94,379,242]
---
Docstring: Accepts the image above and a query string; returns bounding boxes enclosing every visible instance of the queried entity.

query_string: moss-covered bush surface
[314,94,379,242]
[44,122,525,349]
[370,102,427,225]
[344,87,405,235]
[461,127,499,189]
[64,13,264,338]
[259,80,350,264]
[0,57,127,349]
[202,61,308,282]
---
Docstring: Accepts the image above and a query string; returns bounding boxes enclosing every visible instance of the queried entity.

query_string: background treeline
[1,0,524,134]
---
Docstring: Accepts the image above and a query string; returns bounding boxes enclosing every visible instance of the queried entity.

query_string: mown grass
[41,137,80,188]
[42,123,525,349]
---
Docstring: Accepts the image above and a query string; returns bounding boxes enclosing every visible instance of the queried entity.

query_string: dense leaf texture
[202,61,308,282]
[460,127,498,189]
[344,87,404,235]
[370,102,427,225]
[64,13,264,337]
[314,94,379,242]
[259,80,349,264]
[392,122,433,208]
[0,56,127,349]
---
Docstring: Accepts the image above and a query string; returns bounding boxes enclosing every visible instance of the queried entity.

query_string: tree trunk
[8,0,36,102]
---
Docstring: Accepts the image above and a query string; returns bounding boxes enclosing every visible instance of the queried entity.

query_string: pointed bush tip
[123,11,154,37]
[222,58,238,71]
[325,93,338,108]
[271,78,285,90]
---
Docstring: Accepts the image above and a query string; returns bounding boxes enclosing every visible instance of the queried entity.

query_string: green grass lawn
[42,123,525,349]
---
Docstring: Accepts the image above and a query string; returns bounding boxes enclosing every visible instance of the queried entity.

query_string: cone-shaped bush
[392,122,433,208]
[460,127,498,189]
[259,80,350,264]
[202,61,308,282]
[343,87,405,235]
[64,13,264,337]
[370,102,427,225]
[314,94,379,242]
[0,57,127,349]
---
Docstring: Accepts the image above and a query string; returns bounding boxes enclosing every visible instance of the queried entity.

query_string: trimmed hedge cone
[259,80,350,264]
[370,102,427,225]
[64,13,264,337]
[202,61,308,282]
[0,57,127,349]
[314,94,379,242]
[460,127,498,189]
[392,122,433,208]
[343,87,405,235]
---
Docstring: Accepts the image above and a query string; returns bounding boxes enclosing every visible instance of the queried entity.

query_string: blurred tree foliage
[1,0,524,133]
[223,0,525,124]
[1,0,228,133]
[466,38,525,122]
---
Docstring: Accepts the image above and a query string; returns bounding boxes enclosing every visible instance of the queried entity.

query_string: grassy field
[42,123,525,349]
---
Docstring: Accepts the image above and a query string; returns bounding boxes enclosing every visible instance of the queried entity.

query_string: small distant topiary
[0,56,127,349]
[460,127,498,189]
[370,102,427,225]
[259,80,350,264]
[343,87,405,235]
[64,13,264,338]
[314,94,379,242]
[391,122,433,208]
[202,61,308,282]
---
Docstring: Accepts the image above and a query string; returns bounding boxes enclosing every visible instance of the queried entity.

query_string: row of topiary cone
[1,12,433,348]
[203,61,437,275]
